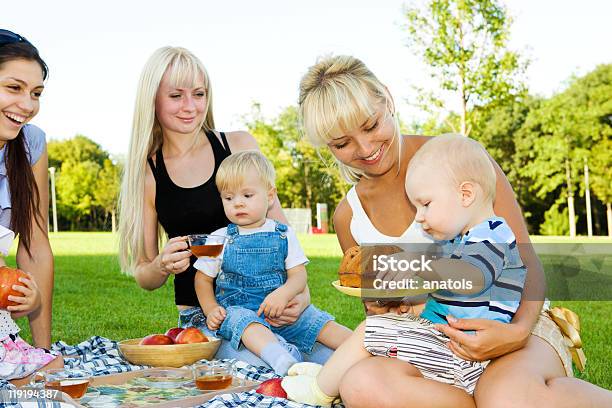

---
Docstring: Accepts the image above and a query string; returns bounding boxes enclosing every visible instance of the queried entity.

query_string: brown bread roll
[338,245,403,288]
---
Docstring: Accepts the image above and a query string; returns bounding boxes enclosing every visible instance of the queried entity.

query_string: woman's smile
[177,116,196,123]
[4,111,28,124]
[359,144,384,165]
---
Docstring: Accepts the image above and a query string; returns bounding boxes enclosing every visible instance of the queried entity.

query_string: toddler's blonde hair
[408,134,497,203]
[216,150,276,192]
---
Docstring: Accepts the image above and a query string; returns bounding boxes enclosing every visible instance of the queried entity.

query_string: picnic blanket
[0,336,340,408]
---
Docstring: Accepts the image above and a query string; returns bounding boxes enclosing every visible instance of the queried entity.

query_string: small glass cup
[187,234,228,259]
[30,368,98,400]
[192,361,239,391]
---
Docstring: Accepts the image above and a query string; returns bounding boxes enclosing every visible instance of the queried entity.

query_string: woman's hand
[7,273,41,319]
[157,236,191,276]
[434,316,531,361]
[265,292,309,327]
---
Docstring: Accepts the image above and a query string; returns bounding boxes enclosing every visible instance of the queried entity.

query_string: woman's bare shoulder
[401,134,433,160]
[334,197,352,226]
[144,162,156,203]
[403,134,432,148]
[224,130,258,152]
[333,197,358,251]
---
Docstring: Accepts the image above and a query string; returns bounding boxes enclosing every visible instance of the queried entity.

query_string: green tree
[590,140,612,237]
[48,135,121,231]
[47,135,109,169]
[244,104,346,229]
[539,201,570,236]
[56,160,101,229]
[94,159,122,232]
[404,0,527,135]
[515,95,588,237]
[514,65,612,236]
[564,65,612,236]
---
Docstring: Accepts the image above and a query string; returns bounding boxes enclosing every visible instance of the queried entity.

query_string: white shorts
[364,313,488,394]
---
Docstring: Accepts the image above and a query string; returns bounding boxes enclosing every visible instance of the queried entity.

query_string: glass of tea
[192,361,237,391]
[29,368,99,400]
[187,234,228,258]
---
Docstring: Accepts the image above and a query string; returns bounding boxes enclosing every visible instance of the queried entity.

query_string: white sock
[261,342,298,376]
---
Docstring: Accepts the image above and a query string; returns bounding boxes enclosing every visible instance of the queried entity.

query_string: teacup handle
[29,371,46,388]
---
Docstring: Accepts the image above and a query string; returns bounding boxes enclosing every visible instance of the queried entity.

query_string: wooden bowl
[118,337,221,368]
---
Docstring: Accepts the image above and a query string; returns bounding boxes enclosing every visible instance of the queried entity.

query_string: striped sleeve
[455,240,505,290]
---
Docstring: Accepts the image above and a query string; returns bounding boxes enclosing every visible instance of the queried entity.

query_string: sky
[2,0,611,156]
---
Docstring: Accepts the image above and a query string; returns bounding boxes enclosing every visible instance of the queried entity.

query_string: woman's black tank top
[147,130,231,306]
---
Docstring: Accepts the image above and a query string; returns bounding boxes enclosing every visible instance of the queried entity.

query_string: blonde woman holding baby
[292,54,611,407]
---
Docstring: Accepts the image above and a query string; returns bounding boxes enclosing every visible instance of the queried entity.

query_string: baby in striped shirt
[283,134,526,405]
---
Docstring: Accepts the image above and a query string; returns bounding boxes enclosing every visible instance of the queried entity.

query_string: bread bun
[338,245,403,288]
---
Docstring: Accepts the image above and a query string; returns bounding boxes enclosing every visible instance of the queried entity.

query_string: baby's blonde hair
[408,134,497,203]
[216,150,276,192]
[298,55,400,184]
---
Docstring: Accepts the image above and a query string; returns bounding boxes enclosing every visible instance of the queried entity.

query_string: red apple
[255,378,287,398]
[0,266,28,310]
[139,334,174,345]
[175,327,208,344]
[164,327,184,342]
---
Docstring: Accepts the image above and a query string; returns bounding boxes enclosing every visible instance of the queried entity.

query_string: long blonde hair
[298,55,400,184]
[118,46,215,274]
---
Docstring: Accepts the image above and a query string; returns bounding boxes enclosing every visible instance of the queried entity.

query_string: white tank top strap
[345,186,433,245]
[346,187,368,220]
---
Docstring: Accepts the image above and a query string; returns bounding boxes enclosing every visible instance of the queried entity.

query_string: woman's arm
[16,149,53,349]
[491,159,545,331]
[133,165,191,290]
[333,198,358,253]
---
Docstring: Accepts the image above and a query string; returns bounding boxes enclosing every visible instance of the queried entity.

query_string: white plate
[331,280,433,298]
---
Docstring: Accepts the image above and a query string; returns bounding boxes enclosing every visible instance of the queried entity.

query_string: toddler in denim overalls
[195,151,351,375]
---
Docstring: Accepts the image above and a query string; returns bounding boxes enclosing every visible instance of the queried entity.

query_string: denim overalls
[215,221,333,353]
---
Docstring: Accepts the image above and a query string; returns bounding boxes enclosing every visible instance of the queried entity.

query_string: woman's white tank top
[346,186,432,245]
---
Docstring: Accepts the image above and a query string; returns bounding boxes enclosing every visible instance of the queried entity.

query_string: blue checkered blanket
[0,336,340,408]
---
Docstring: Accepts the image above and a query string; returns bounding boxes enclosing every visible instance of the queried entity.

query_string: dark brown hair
[1,40,48,255]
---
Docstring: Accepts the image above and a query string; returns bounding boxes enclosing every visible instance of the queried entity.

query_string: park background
[3,0,612,389]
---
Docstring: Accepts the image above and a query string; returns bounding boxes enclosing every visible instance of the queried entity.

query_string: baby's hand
[7,274,41,317]
[257,290,290,319]
[206,305,226,331]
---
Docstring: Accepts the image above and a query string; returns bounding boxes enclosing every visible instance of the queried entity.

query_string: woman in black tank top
[147,130,231,305]
[119,46,333,367]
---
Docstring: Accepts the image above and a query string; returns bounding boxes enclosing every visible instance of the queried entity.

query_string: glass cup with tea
[192,361,240,391]
[188,234,229,271]
[30,368,99,400]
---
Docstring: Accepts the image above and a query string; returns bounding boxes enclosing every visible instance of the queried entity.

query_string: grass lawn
[8,232,611,389]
